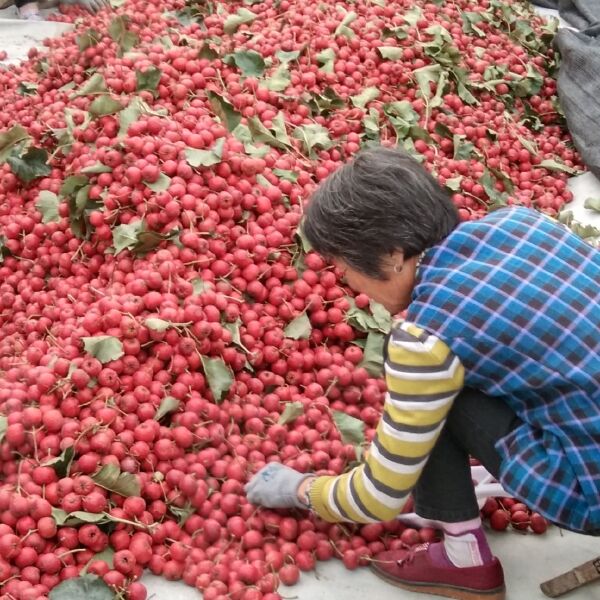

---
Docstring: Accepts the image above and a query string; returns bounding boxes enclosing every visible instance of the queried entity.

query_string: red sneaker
[371,542,506,600]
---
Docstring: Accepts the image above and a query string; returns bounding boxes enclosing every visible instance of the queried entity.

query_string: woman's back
[407,206,600,531]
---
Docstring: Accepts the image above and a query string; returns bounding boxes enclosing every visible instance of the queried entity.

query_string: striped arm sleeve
[309,321,464,523]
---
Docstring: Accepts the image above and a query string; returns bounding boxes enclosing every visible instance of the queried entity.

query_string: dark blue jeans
[413,388,600,536]
[413,388,523,522]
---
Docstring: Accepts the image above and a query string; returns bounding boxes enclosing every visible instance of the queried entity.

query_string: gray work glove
[62,0,110,13]
[245,463,314,509]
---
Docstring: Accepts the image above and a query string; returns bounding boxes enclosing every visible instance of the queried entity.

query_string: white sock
[441,519,493,568]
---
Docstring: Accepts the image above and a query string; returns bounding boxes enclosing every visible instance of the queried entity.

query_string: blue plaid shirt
[406,207,600,532]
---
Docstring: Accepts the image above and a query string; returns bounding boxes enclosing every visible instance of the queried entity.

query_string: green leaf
[0,125,30,163]
[72,73,107,98]
[61,176,92,239]
[481,169,508,204]
[57,81,76,94]
[539,159,579,176]
[402,137,426,163]
[461,11,486,37]
[18,82,38,96]
[294,224,313,253]
[81,163,112,174]
[278,402,304,425]
[0,416,7,445]
[248,116,291,150]
[170,502,195,526]
[229,50,265,77]
[292,123,333,158]
[453,135,476,161]
[362,108,381,141]
[82,548,114,575]
[108,15,139,56]
[383,100,419,140]
[185,137,225,167]
[49,574,113,600]
[51,508,107,526]
[112,221,144,254]
[284,313,312,340]
[382,26,409,41]
[198,42,218,60]
[265,64,291,92]
[135,66,162,95]
[517,135,537,157]
[316,48,335,73]
[444,176,463,192]
[51,508,70,526]
[118,96,162,138]
[360,331,386,376]
[402,6,422,26]
[144,173,171,192]
[223,7,257,35]
[256,173,273,189]
[422,25,458,63]
[413,64,442,102]
[7,147,51,184]
[346,301,378,332]
[489,166,514,195]
[206,90,242,132]
[36,191,60,224]
[155,396,180,421]
[201,355,234,403]
[89,95,123,118]
[351,87,380,109]
[145,317,172,332]
[305,88,345,116]
[276,49,301,64]
[273,168,298,182]
[192,278,209,294]
[92,463,141,497]
[511,65,543,98]
[434,122,453,139]
[584,197,600,213]
[456,80,477,105]
[567,221,600,246]
[60,175,89,199]
[227,318,253,350]
[335,10,357,38]
[521,101,544,132]
[271,113,291,146]
[332,410,365,446]
[77,29,102,52]
[377,46,403,60]
[82,336,124,364]
[44,446,74,478]
[370,300,392,333]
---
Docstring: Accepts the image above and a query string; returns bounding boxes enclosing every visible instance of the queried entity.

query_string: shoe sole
[370,563,506,600]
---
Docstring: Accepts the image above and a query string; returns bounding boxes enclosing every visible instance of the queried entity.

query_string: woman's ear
[388,250,405,274]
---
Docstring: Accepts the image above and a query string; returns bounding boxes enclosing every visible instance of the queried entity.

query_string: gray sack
[531,1,600,178]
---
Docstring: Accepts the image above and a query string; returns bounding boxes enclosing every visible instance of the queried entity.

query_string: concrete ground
[1,4,599,600]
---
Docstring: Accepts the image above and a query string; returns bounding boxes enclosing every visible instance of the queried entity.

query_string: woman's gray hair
[303,146,459,279]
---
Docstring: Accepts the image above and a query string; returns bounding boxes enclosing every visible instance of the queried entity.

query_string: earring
[393,264,403,273]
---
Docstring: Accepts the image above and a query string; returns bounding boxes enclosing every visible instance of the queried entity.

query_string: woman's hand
[245,464,315,509]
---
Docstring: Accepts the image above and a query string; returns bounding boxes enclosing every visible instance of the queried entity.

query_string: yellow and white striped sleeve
[309,321,464,523]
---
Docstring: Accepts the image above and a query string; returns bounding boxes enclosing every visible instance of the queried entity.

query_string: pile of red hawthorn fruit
[0,0,575,598]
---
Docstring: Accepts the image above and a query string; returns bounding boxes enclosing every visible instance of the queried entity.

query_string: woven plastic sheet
[532,1,600,178]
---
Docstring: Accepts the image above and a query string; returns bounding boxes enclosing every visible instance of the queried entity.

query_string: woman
[245,146,600,600]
